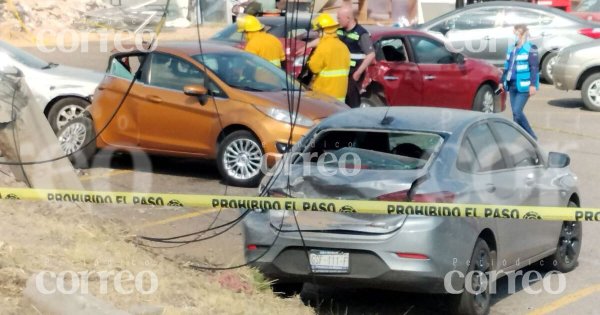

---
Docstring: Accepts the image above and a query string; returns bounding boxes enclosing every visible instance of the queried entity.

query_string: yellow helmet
[236,14,264,33]
[312,13,339,31]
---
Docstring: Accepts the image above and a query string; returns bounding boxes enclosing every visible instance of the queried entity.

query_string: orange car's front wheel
[217,130,265,187]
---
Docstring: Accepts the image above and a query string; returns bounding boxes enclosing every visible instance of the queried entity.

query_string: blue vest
[503,42,539,93]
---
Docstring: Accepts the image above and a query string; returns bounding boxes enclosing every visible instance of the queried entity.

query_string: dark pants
[345,68,364,108]
[508,82,537,140]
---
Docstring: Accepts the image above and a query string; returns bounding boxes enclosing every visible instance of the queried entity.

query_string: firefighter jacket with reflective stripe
[502,41,539,93]
[337,24,369,68]
[245,31,285,67]
[308,33,351,102]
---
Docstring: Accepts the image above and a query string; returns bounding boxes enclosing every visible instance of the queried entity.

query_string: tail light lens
[396,252,429,260]
[376,190,455,203]
[247,244,258,251]
[578,28,600,39]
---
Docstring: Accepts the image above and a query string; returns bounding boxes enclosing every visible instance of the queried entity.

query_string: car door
[490,121,561,254]
[406,35,470,108]
[435,7,506,64]
[93,53,148,147]
[457,121,537,268]
[137,52,221,155]
[371,36,423,105]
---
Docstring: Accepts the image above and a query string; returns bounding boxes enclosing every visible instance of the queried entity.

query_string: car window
[408,36,454,64]
[502,9,554,26]
[147,53,206,91]
[432,8,503,32]
[465,123,506,172]
[491,122,541,168]
[457,138,478,173]
[378,38,408,62]
[108,54,146,81]
[193,51,299,92]
[576,0,600,11]
[211,23,274,42]
[299,130,444,170]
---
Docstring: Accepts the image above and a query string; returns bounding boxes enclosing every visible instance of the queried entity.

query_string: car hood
[43,65,104,86]
[246,90,349,120]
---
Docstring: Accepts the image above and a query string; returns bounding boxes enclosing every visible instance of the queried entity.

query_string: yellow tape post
[0,187,598,222]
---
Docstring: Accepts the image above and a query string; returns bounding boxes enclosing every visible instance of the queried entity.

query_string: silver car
[553,41,600,111]
[418,1,600,84]
[243,107,581,315]
[0,41,103,132]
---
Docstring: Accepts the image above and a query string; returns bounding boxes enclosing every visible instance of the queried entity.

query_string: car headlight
[257,107,314,127]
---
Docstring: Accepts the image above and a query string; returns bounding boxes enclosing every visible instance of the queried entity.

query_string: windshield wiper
[41,62,58,70]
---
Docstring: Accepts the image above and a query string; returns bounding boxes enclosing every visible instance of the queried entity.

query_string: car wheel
[541,51,558,85]
[544,201,582,273]
[472,85,495,113]
[271,282,304,298]
[450,238,492,315]
[360,94,386,108]
[581,73,600,112]
[217,130,265,187]
[57,116,97,169]
[48,97,89,133]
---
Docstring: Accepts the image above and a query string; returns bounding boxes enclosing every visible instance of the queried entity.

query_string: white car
[0,40,104,132]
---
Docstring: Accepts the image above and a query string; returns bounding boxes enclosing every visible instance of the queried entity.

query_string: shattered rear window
[303,130,444,170]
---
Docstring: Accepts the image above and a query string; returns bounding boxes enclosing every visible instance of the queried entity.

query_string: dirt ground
[0,168,312,315]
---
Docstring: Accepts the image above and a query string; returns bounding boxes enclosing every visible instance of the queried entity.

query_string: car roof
[364,26,435,39]
[258,16,311,25]
[117,41,242,57]
[316,107,491,135]
[421,1,586,27]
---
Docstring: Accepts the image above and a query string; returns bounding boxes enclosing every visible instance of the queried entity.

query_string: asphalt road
[23,42,600,315]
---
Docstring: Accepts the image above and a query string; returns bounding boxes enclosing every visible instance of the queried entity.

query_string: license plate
[308,250,349,274]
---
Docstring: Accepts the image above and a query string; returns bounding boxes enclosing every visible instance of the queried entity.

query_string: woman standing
[498,24,539,140]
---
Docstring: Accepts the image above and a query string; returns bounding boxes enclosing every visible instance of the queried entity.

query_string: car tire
[360,94,386,107]
[271,282,304,298]
[543,201,582,273]
[472,85,495,113]
[450,238,492,315]
[47,97,90,133]
[541,51,558,85]
[581,73,600,112]
[217,130,265,187]
[57,116,97,169]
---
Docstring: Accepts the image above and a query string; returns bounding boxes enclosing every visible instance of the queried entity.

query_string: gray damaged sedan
[243,107,582,315]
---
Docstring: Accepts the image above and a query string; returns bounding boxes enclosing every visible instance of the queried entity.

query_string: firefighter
[307,13,351,103]
[236,14,286,68]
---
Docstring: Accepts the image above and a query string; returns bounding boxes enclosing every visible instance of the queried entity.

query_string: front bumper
[552,63,579,91]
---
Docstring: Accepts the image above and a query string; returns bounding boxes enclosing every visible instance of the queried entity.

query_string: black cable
[0,0,173,166]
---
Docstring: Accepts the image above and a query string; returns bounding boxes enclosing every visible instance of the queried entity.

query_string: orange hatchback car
[58,43,348,187]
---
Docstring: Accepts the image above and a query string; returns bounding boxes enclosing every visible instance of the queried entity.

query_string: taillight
[578,28,600,39]
[396,253,429,260]
[247,244,257,251]
[376,190,455,203]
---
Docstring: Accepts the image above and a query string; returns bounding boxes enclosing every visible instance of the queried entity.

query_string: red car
[360,27,504,113]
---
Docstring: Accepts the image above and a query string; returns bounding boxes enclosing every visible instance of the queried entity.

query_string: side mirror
[183,84,208,106]
[548,152,570,168]
[454,53,465,65]
[440,26,451,36]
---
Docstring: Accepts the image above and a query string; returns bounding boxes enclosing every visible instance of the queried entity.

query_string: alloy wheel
[56,104,85,130]
[587,79,600,107]
[546,56,558,81]
[472,249,491,312]
[558,221,580,265]
[58,121,87,154]
[223,138,263,180]
[481,90,494,113]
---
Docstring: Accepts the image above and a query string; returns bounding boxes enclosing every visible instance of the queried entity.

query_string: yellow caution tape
[0,187,598,222]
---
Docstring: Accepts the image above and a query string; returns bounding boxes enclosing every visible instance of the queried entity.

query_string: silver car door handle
[424,75,436,81]
[384,76,399,81]
[486,184,496,193]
